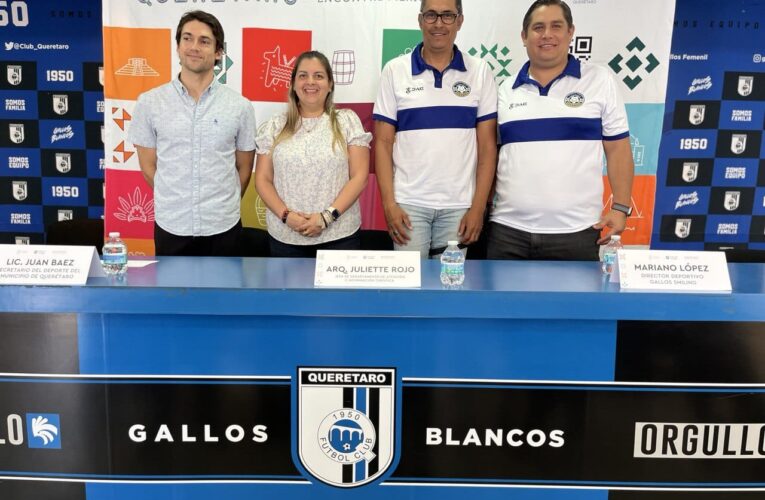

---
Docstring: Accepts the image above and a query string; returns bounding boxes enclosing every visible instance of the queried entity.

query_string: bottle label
[102,253,127,264]
[441,262,463,275]
[603,252,616,265]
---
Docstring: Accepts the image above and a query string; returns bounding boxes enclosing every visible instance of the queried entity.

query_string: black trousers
[154,221,242,257]
[486,222,600,261]
[268,230,361,258]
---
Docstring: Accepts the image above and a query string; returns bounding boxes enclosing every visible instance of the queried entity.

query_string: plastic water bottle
[601,235,623,276]
[102,231,128,276]
[440,240,465,286]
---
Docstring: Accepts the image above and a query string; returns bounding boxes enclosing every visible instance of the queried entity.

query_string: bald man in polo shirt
[488,0,634,260]
[373,0,498,258]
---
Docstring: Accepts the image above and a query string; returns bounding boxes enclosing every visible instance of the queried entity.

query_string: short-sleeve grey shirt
[128,77,256,237]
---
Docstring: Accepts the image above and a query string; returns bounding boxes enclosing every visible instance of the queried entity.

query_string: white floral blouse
[256,108,372,245]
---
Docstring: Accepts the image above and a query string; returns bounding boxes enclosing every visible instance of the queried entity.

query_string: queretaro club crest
[12,181,27,201]
[56,153,71,174]
[724,191,740,211]
[682,162,698,183]
[731,134,747,155]
[9,123,24,144]
[298,367,396,488]
[675,218,692,239]
[7,65,22,86]
[738,75,753,97]
[688,104,705,125]
[53,95,69,115]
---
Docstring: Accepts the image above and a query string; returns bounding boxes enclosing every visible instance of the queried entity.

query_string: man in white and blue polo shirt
[373,0,497,258]
[489,0,634,260]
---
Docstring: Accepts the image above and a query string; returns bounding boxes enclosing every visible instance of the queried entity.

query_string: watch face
[330,208,340,220]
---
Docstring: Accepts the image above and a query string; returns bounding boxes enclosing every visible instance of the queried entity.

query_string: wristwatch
[328,207,340,221]
[611,202,633,217]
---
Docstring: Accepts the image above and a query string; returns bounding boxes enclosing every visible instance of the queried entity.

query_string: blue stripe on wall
[500,117,603,144]
[397,106,478,131]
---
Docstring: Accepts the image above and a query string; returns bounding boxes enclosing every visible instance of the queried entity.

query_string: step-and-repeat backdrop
[0,1,104,245]
[652,0,765,251]
[101,0,674,255]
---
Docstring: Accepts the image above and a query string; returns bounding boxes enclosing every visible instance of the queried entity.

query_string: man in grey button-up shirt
[128,10,256,256]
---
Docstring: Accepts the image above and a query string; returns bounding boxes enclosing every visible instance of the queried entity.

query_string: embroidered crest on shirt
[564,92,585,108]
[452,81,471,97]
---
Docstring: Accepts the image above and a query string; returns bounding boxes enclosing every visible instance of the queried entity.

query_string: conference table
[1,257,764,500]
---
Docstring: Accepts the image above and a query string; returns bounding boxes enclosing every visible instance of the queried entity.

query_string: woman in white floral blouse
[255,51,372,257]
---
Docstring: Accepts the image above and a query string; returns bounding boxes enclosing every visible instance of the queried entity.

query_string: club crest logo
[737,75,753,97]
[731,134,747,155]
[7,65,22,86]
[724,191,741,211]
[9,123,24,144]
[675,218,692,239]
[564,92,585,108]
[298,367,396,488]
[55,153,72,174]
[53,95,69,116]
[688,104,705,125]
[12,180,27,201]
[682,161,699,183]
[452,81,471,97]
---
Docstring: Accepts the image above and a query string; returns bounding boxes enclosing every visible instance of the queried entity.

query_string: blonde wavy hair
[274,51,346,154]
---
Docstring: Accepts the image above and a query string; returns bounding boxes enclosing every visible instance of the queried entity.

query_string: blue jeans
[395,204,467,259]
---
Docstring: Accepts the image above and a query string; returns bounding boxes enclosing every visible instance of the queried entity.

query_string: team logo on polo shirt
[564,92,585,108]
[731,134,747,155]
[675,218,692,239]
[688,104,705,125]
[682,162,699,183]
[12,181,28,201]
[7,65,22,86]
[724,191,741,211]
[298,367,396,488]
[452,81,471,97]
[738,75,753,97]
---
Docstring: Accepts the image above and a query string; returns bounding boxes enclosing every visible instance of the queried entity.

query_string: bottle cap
[447,240,459,246]
[611,235,621,241]
[109,232,120,238]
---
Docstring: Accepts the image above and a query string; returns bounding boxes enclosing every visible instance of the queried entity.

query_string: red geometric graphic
[105,169,154,239]
[242,28,312,103]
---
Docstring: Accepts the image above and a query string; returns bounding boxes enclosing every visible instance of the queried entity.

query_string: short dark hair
[522,0,573,33]
[175,10,225,61]
[420,0,462,15]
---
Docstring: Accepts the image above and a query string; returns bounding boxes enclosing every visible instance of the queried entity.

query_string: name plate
[0,244,105,286]
[616,249,731,292]
[315,250,421,288]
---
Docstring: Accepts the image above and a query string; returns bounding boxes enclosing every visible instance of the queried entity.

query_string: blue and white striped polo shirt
[373,44,497,209]
[492,56,629,233]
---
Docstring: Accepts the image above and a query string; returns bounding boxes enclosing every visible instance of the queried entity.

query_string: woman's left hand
[295,212,326,238]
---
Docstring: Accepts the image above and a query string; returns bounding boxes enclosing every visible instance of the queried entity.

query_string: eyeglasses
[420,11,460,24]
